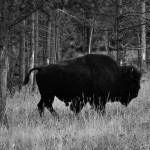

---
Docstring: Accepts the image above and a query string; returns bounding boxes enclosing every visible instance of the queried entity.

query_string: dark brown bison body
[24,54,141,116]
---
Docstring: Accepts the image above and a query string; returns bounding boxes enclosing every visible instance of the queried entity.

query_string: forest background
[0,0,150,128]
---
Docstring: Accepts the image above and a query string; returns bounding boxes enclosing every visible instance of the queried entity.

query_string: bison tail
[23,67,41,85]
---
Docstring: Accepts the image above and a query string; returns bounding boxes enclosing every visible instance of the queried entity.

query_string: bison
[24,54,141,116]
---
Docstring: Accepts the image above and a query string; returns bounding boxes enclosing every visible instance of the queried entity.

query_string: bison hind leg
[37,100,45,117]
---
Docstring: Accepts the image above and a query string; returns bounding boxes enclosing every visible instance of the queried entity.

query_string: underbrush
[1,81,150,150]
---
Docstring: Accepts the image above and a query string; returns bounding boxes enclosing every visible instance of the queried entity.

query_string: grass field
[1,78,150,150]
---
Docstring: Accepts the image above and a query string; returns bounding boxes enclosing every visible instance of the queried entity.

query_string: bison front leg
[44,96,58,116]
[37,99,45,117]
[70,98,86,114]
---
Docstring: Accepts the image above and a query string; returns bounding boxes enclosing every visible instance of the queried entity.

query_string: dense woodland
[0,0,150,128]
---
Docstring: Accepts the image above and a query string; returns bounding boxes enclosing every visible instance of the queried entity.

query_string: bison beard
[24,54,141,116]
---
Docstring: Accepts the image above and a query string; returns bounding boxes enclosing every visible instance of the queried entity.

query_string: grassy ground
[1,79,150,150]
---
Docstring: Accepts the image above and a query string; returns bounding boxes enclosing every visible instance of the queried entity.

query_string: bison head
[119,65,141,106]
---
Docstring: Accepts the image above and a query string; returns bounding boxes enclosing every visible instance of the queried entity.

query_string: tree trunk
[0,0,43,128]
[25,34,30,76]
[116,0,123,64]
[55,10,60,62]
[43,16,47,66]
[83,26,91,53]
[7,39,14,94]
[88,28,93,54]
[51,22,56,63]
[137,32,141,68]
[34,11,38,67]
[104,28,109,53]
[33,11,38,90]
[29,13,35,87]
[47,20,51,64]
[0,34,9,129]
[141,0,147,69]
[86,27,91,52]
[56,23,61,61]
[0,0,9,129]
[19,20,26,91]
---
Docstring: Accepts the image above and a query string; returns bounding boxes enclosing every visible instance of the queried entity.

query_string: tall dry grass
[1,79,150,150]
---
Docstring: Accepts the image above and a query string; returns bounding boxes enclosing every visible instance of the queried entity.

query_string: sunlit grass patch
[1,80,150,149]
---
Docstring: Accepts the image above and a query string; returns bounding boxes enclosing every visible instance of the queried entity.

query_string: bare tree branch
[120,22,150,32]
[110,0,122,8]
[58,8,80,21]
[7,0,44,29]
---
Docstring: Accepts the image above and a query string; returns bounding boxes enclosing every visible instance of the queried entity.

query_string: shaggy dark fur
[24,54,141,116]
